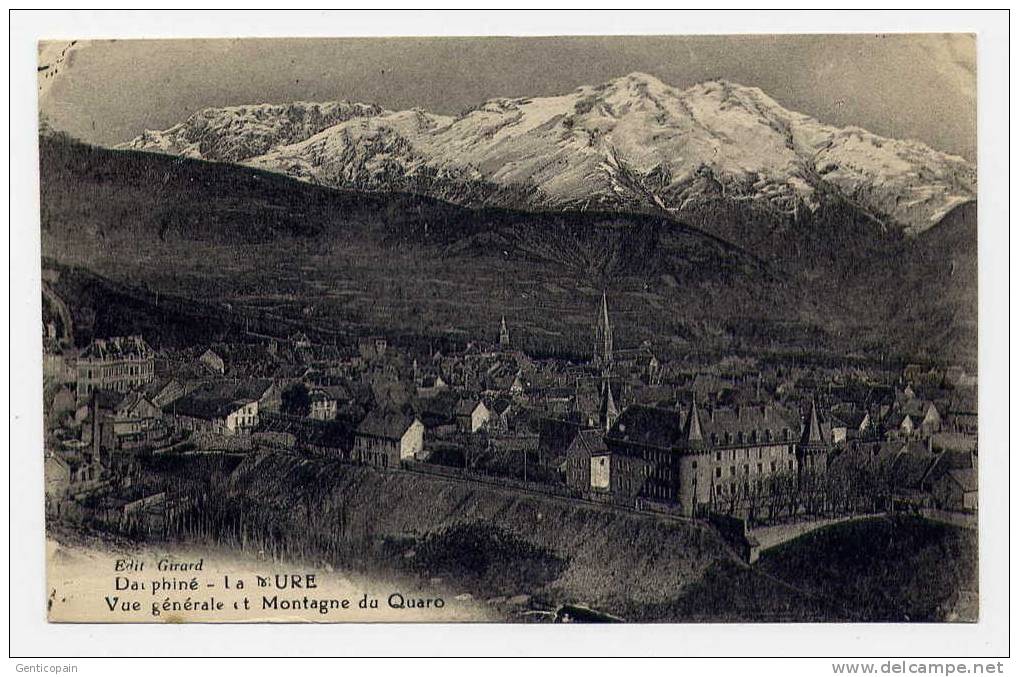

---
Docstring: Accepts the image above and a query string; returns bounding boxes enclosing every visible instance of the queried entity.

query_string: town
[43,267,978,561]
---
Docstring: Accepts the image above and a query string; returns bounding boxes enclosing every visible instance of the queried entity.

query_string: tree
[280,383,311,418]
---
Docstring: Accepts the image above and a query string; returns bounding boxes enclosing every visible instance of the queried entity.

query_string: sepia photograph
[8,9,1011,666]
[35,31,982,625]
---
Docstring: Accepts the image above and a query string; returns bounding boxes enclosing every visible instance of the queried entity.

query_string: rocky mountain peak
[118,72,975,238]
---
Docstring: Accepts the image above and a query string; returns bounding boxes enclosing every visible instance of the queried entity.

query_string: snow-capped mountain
[120,72,975,237]
[119,101,386,164]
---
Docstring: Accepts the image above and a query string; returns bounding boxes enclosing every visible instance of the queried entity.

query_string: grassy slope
[138,453,976,622]
[156,452,737,618]
[643,515,977,622]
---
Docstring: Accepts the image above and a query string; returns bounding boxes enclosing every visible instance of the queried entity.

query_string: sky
[38,34,976,161]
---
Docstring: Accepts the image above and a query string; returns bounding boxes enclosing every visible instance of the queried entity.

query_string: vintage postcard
[38,33,978,624]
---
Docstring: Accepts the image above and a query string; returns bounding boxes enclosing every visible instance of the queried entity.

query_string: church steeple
[499,316,510,348]
[599,379,619,432]
[594,291,613,369]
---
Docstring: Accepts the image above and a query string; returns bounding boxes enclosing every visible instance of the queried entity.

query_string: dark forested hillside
[39,134,976,366]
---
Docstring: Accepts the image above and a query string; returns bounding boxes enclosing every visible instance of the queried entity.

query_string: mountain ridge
[119,72,976,240]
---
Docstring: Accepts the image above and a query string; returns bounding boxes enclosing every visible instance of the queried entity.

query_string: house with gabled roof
[170,381,269,435]
[352,411,424,467]
[563,428,608,492]
[111,391,165,446]
[932,467,977,512]
[454,398,491,433]
[489,397,514,433]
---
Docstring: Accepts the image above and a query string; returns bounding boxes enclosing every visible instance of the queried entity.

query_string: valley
[40,133,976,368]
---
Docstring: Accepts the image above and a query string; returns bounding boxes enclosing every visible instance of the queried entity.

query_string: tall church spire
[595,291,613,368]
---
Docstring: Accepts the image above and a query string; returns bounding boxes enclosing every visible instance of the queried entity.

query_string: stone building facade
[605,398,828,516]
[75,335,155,400]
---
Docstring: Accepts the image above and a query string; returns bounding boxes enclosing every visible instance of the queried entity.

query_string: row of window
[231,415,257,429]
[355,438,397,452]
[714,459,795,479]
[708,429,792,446]
[712,474,797,496]
[713,445,795,463]
[78,380,139,395]
[353,450,390,467]
[641,464,671,480]
[81,367,151,380]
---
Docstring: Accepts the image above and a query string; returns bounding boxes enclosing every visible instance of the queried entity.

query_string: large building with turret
[604,398,828,516]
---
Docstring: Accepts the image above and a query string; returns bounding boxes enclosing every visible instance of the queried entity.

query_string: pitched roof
[684,395,704,444]
[274,364,313,379]
[901,398,936,419]
[115,391,155,415]
[925,449,975,485]
[80,335,153,361]
[801,399,824,445]
[566,428,608,457]
[141,377,179,399]
[538,417,585,458]
[606,405,685,450]
[208,342,276,363]
[491,397,512,416]
[419,374,446,389]
[418,389,464,421]
[319,384,352,401]
[873,440,908,465]
[295,344,347,364]
[174,359,220,380]
[945,467,977,492]
[172,381,269,420]
[608,402,800,451]
[890,443,939,490]
[308,388,337,404]
[454,399,486,417]
[174,394,253,420]
[886,412,915,429]
[356,411,416,441]
[694,404,800,447]
[837,410,870,430]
